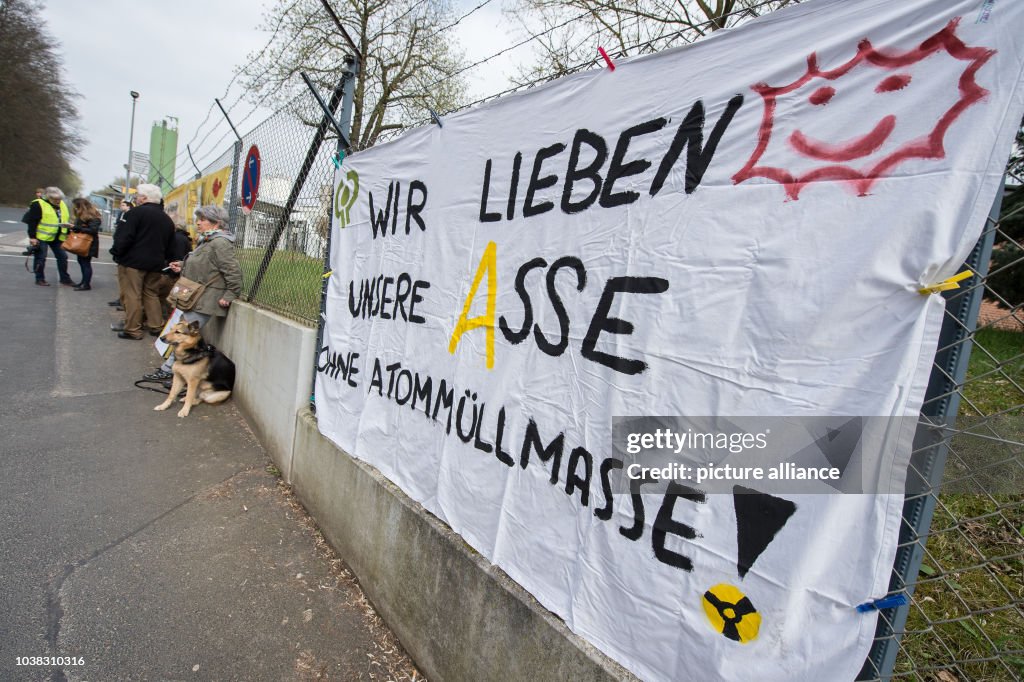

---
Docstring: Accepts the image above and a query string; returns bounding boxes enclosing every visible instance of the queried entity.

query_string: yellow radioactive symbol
[701,583,761,643]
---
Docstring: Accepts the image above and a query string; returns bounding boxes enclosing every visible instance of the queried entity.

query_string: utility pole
[126,91,140,196]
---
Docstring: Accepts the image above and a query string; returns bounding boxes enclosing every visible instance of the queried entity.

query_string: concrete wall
[211,303,633,681]
[202,303,315,481]
[291,410,634,682]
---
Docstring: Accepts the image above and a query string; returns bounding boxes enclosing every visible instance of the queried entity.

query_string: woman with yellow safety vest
[23,186,74,287]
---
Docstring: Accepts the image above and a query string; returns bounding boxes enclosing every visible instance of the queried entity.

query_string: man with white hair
[23,186,74,286]
[109,183,174,340]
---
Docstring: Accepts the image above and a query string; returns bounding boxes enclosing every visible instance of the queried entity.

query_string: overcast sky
[41,0,522,195]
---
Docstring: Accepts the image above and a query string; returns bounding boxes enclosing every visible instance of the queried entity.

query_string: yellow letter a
[448,241,497,369]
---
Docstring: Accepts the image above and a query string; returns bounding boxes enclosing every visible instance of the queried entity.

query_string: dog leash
[134,378,172,395]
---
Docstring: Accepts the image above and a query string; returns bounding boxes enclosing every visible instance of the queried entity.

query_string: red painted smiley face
[733,19,995,200]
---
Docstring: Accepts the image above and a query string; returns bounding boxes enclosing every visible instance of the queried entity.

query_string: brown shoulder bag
[168,272,222,311]
[61,232,93,258]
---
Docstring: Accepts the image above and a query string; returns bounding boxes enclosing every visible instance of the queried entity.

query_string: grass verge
[237,248,323,325]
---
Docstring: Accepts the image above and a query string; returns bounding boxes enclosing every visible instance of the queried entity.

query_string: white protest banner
[315,0,1024,678]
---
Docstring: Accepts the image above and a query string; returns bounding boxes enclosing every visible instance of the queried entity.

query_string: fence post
[212,97,245,239]
[246,68,352,302]
[857,180,1003,680]
[227,139,243,235]
[309,55,359,410]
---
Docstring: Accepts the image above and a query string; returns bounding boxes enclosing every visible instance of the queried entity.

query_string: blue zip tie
[331,151,345,169]
[856,594,908,613]
[428,107,443,128]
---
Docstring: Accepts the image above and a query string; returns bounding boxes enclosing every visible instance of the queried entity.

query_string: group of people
[109,184,243,349]
[24,186,102,289]
[26,183,244,379]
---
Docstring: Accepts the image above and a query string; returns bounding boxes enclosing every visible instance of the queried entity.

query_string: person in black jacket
[109,184,174,339]
[107,199,135,308]
[69,197,102,290]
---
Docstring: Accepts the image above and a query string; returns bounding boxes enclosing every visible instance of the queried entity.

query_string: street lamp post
[126,91,139,197]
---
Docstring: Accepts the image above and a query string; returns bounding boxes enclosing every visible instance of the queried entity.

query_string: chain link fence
[198,94,339,325]
[856,193,1024,681]
[185,3,1023,677]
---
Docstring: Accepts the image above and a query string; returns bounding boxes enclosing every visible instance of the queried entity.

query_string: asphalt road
[0,208,419,681]
[0,205,31,234]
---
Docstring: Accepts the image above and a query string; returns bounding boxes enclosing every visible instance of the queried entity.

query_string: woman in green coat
[144,205,242,381]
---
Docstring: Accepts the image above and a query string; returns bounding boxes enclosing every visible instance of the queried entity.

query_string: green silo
[148,117,178,194]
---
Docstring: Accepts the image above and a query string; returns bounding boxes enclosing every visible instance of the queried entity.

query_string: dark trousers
[76,256,93,286]
[32,240,70,283]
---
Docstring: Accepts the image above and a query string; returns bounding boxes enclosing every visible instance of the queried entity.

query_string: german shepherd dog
[154,320,236,418]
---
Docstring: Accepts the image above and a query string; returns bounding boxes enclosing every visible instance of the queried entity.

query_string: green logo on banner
[334,169,359,228]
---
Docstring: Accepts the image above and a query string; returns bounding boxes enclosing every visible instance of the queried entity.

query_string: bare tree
[0,0,82,203]
[240,0,471,150]
[505,0,797,85]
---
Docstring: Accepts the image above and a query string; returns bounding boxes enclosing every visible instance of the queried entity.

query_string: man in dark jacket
[109,184,174,339]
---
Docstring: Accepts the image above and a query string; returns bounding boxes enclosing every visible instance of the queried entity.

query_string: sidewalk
[0,233,421,681]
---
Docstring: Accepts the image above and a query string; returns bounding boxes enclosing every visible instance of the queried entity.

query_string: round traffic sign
[241,145,261,210]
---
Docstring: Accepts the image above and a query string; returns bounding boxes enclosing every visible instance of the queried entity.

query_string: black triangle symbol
[734,485,797,579]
